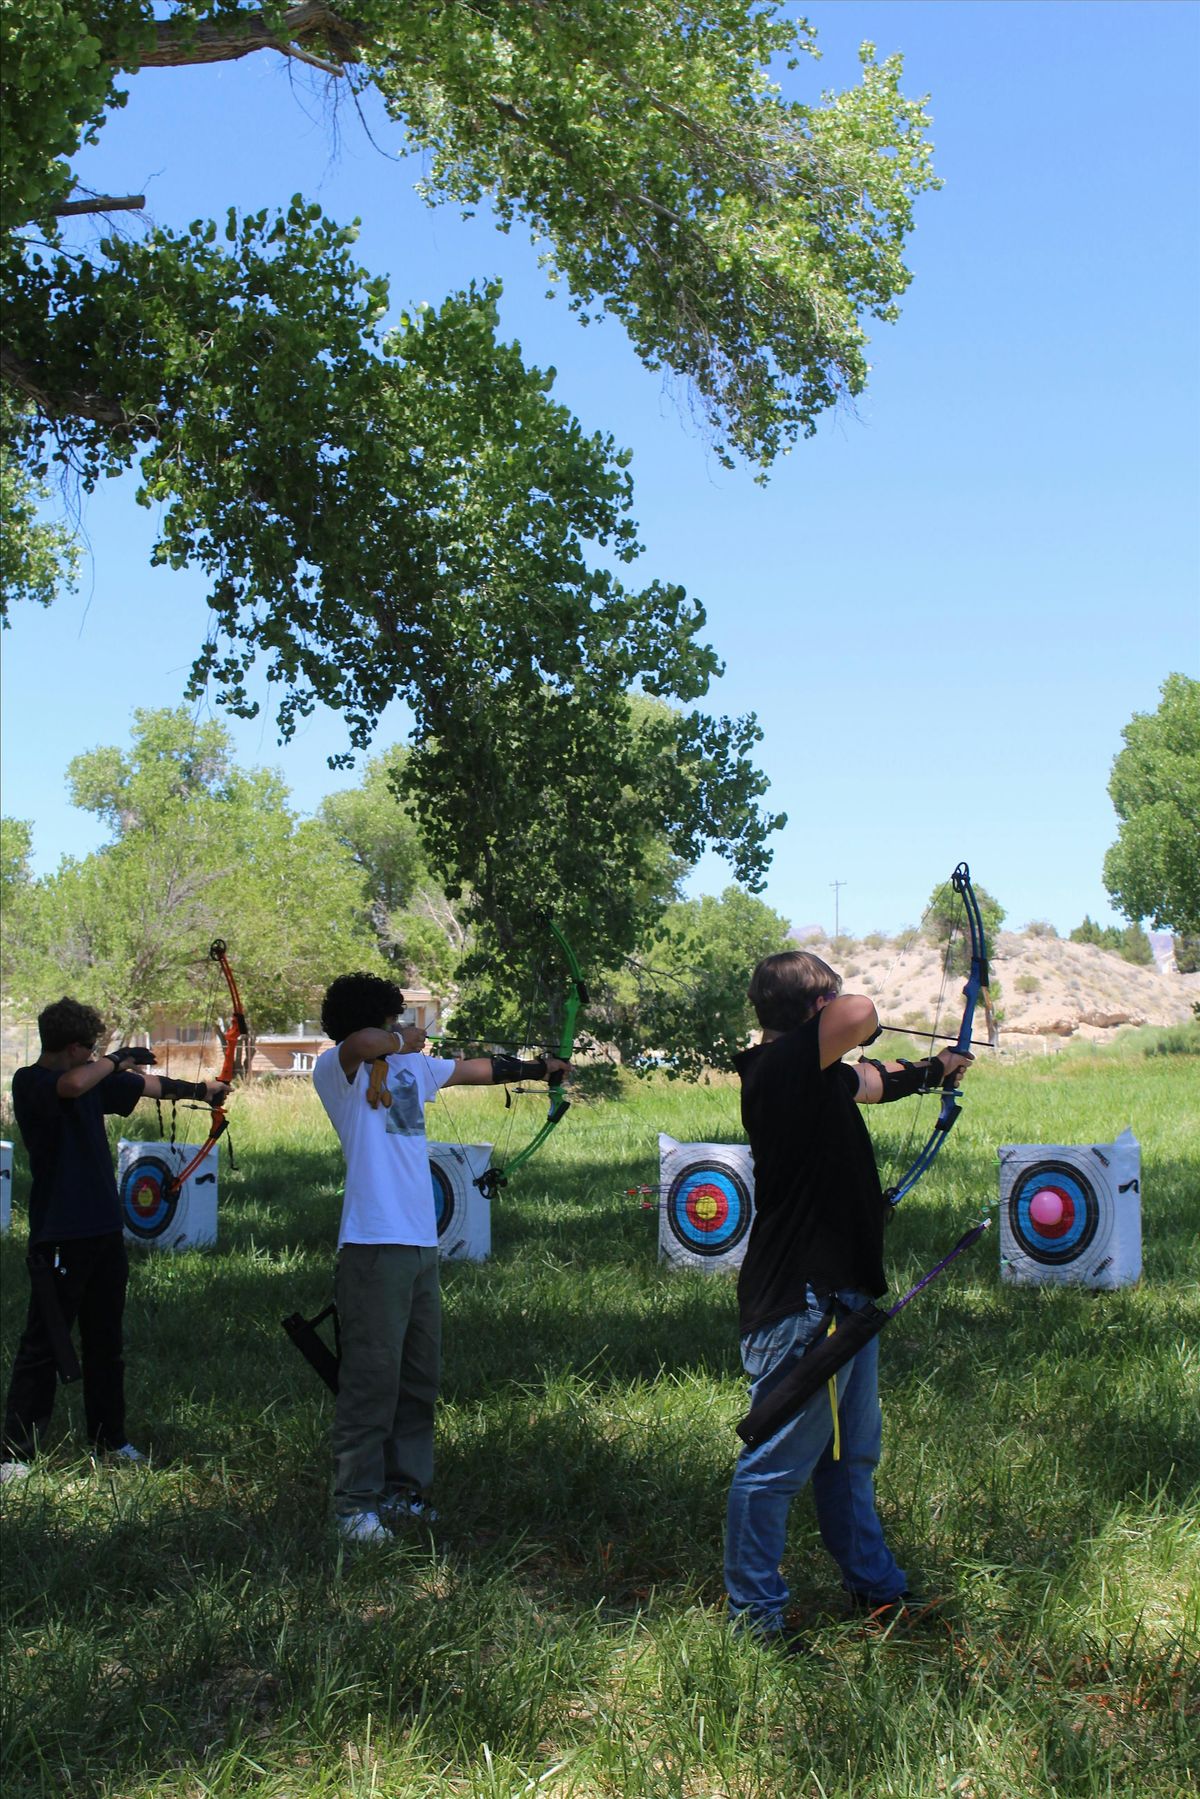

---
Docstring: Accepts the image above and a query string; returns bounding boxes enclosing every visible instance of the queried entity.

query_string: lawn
[2,1048,1197,1797]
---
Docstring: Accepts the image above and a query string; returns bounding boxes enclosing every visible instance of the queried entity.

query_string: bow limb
[883,863,992,1207]
[166,939,248,1196]
[475,918,588,1197]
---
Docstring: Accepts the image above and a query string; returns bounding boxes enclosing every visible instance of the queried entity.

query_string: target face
[664,1159,753,1259]
[1007,1159,1100,1265]
[120,1153,181,1242]
[426,1143,492,1261]
[117,1139,218,1250]
[430,1157,456,1240]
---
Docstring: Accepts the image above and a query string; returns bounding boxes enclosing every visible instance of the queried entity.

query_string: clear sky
[2,1,1197,938]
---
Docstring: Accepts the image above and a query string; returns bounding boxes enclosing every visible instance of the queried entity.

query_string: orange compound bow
[165,939,247,1197]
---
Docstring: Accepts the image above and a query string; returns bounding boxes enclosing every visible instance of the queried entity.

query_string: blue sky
[2,1,1197,937]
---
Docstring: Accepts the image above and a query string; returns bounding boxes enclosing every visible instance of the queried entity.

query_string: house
[149,988,442,1079]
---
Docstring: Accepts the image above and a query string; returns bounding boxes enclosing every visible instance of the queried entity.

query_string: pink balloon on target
[1029,1188,1065,1229]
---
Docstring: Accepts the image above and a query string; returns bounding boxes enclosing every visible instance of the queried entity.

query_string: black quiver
[736,1303,890,1451]
[281,1304,340,1394]
[26,1251,82,1383]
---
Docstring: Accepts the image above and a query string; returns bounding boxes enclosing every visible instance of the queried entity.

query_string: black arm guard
[859,1055,947,1103]
[157,1076,211,1102]
[490,1053,549,1085]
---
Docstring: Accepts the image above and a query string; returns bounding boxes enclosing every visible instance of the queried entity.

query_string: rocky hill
[802,929,1198,1056]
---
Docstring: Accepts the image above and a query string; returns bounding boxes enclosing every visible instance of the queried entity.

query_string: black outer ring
[1006,1158,1101,1266]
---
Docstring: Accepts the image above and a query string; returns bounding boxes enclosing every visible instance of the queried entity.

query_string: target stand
[428,1143,492,1261]
[0,1141,11,1235]
[117,1139,219,1251]
[657,1134,756,1271]
[999,1128,1141,1289]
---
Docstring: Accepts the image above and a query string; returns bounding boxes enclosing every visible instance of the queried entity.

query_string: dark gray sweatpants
[332,1243,441,1517]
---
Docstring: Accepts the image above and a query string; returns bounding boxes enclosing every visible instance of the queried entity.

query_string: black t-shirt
[10,1064,143,1243]
[733,1016,888,1333]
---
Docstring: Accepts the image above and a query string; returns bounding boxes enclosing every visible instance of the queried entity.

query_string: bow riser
[475,918,586,1196]
[883,862,990,1207]
[165,940,246,1197]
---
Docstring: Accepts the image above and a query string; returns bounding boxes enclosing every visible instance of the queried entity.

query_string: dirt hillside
[799,929,1198,1057]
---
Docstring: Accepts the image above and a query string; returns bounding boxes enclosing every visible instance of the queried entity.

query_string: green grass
[2,1055,1197,1797]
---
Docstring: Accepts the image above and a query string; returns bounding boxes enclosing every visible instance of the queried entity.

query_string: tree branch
[136,2,357,74]
[52,195,146,217]
[0,346,158,436]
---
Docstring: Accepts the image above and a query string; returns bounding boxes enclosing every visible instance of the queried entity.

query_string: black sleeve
[97,1070,146,1118]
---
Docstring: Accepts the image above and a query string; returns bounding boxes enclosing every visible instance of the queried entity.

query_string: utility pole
[830,879,846,939]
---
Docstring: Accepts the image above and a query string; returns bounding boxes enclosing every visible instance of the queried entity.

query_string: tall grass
[2,1054,1197,1797]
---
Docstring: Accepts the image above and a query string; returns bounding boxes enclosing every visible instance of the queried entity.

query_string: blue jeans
[725,1289,906,1634]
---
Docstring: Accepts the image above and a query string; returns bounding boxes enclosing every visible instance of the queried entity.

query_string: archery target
[428,1143,492,1261]
[0,1142,11,1235]
[117,1140,218,1250]
[999,1129,1141,1288]
[658,1135,756,1270]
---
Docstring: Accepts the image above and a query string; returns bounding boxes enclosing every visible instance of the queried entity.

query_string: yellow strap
[365,1059,392,1109]
[826,1316,841,1460]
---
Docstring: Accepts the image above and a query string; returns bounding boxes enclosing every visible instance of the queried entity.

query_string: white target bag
[658,1134,756,1271]
[117,1139,219,1250]
[0,1141,12,1235]
[998,1128,1142,1289]
[428,1143,493,1262]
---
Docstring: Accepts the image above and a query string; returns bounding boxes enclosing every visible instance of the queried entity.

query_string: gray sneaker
[108,1443,149,1466]
[0,1459,30,1485]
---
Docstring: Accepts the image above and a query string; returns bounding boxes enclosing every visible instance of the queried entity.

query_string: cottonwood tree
[1103,674,1200,936]
[2,2,940,958]
[2,708,383,1040]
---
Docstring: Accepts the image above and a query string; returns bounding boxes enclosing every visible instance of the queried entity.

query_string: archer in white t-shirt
[313,970,570,1544]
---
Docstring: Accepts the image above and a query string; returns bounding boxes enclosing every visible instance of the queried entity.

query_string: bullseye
[1029,1188,1065,1230]
[665,1159,752,1259]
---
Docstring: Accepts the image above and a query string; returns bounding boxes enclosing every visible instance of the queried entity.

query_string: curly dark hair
[38,997,107,1053]
[320,972,406,1044]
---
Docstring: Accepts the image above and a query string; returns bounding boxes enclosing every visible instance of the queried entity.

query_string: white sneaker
[0,1459,30,1485]
[337,1510,391,1544]
[109,1443,149,1465]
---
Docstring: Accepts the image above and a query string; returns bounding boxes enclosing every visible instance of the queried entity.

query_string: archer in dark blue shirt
[2,996,227,1477]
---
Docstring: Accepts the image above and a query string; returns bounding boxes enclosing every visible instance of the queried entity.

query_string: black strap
[281,1304,341,1394]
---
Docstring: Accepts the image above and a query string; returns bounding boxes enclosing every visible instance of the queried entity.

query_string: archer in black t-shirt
[1,996,227,1478]
[724,948,972,1646]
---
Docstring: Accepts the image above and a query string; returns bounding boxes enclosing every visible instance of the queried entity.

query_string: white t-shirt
[312,1046,457,1248]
